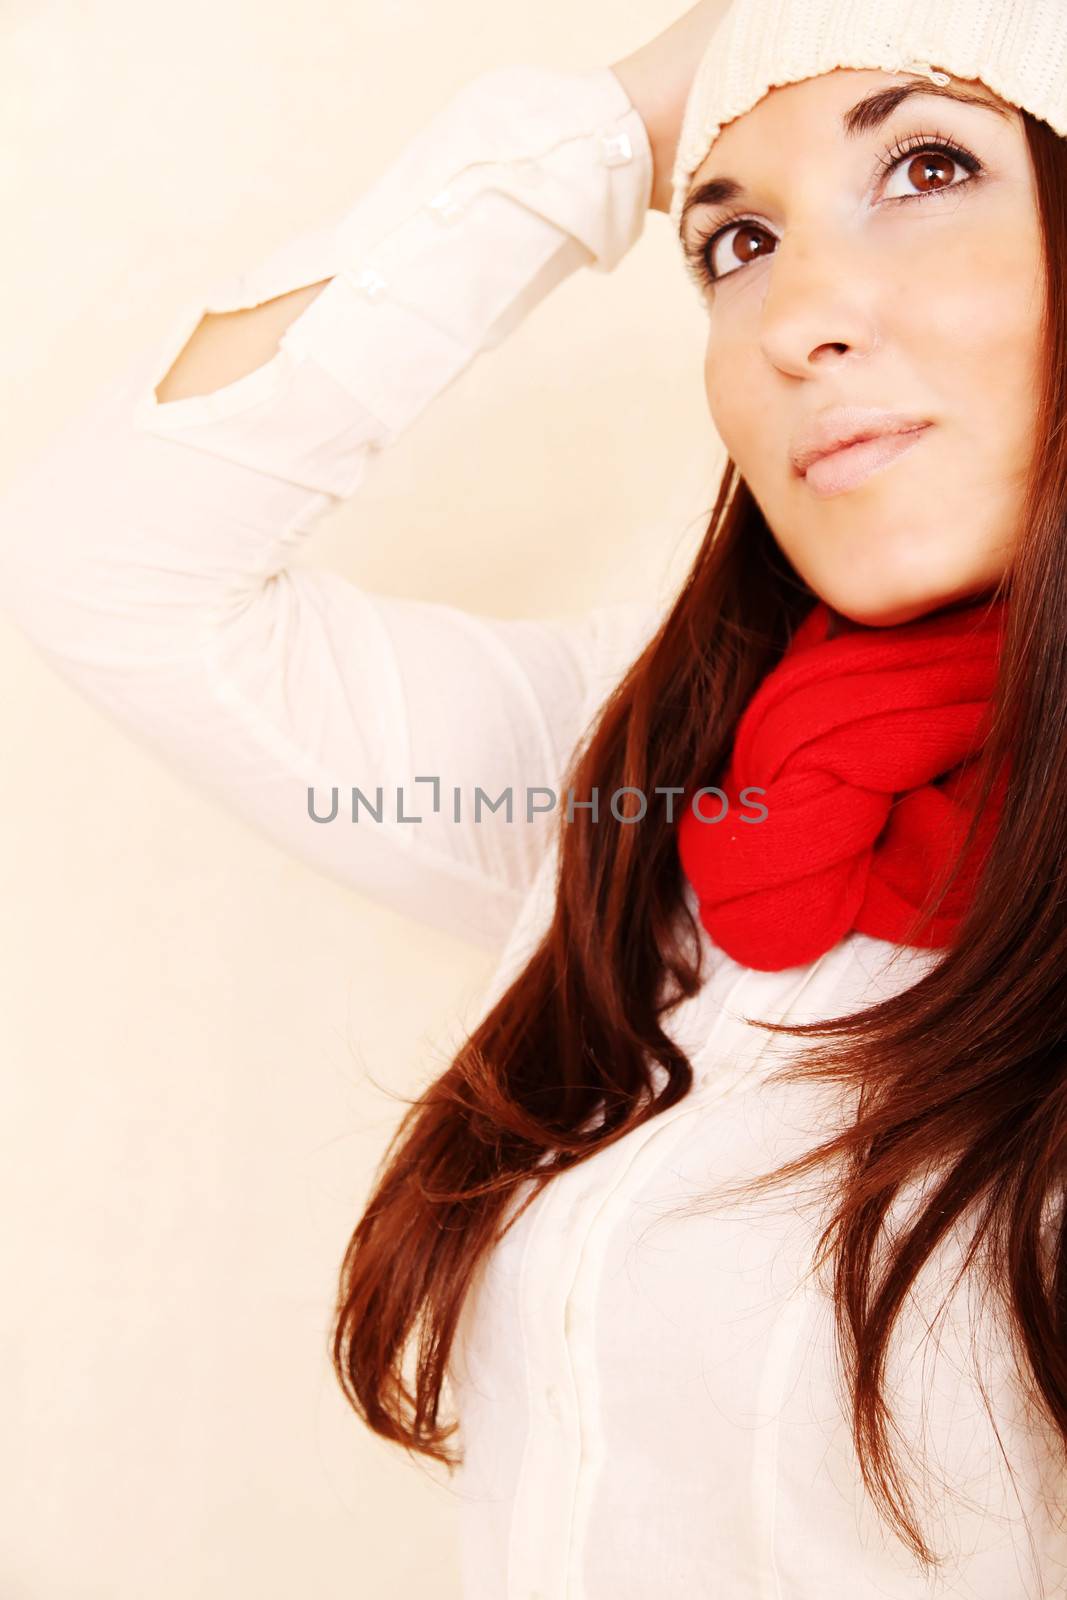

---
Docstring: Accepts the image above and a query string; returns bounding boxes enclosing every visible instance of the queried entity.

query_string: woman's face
[679,68,1045,626]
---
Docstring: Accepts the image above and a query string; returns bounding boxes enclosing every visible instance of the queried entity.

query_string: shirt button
[347,266,388,301]
[427,187,464,222]
[597,129,633,167]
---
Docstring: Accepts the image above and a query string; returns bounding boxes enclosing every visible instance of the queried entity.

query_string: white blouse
[2,59,1064,1600]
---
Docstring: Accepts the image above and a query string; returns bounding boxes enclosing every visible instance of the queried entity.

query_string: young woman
[3,0,1067,1592]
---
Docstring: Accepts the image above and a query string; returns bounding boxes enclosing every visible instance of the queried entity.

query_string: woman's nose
[756,224,881,377]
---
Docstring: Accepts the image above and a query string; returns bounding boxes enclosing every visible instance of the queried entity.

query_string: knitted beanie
[669,0,1067,245]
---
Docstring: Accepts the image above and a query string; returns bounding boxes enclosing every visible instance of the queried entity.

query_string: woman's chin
[819,585,1000,630]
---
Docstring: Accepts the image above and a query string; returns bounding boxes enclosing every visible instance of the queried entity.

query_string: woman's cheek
[704,358,764,472]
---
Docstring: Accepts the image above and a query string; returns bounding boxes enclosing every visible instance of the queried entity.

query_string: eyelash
[683,128,985,290]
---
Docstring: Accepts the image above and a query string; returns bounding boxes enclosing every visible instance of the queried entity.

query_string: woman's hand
[610,0,731,214]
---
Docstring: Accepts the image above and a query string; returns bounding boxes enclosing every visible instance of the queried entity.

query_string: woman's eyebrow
[678,79,1013,243]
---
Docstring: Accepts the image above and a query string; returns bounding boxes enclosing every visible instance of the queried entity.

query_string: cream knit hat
[669,0,1067,243]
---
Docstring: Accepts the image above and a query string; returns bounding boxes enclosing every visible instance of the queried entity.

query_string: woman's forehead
[693,67,1013,174]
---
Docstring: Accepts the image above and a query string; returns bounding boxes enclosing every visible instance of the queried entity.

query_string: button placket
[508,1154,601,1599]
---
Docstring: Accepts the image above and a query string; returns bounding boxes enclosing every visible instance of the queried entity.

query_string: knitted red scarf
[675,595,1009,972]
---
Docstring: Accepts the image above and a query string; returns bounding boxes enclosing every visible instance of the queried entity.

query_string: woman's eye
[704,220,775,283]
[699,140,977,285]
[881,146,969,204]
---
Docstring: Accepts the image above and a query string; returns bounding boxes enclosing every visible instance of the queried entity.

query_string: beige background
[0,1,725,1594]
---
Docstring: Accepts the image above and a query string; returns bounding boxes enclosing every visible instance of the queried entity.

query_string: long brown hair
[330,108,1067,1571]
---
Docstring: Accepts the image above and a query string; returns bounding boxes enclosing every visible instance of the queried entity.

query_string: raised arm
[0,63,660,951]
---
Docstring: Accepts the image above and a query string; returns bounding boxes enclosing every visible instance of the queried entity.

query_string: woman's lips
[803,425,931,498]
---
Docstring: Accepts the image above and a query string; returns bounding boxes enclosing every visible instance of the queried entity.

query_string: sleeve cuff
[132,63,653,484]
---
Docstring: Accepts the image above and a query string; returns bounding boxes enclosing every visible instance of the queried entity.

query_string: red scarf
[675,595,1008,972]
